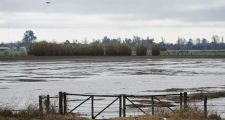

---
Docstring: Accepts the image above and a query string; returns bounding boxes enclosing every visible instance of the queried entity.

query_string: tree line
[1,30,224,53]
[159,35,225,50]
[28,41,161,56]
[65,35,225,51]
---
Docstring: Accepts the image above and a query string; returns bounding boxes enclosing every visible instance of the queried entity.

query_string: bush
[151,44,160,56]
[105,45,117,56]
[105,45,132,56]
[90,44,104,56]
[117,44,132,56]
[135,45,147,56]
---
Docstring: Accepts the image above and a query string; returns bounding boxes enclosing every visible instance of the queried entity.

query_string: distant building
[0,47,10,52]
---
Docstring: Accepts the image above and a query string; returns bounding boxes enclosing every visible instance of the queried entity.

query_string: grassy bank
[1,55,225,62]
[160,50,225,56]
[0,105,222,120]
[0,105,87,120]
[112,108,221,120]
[0,51,26,57]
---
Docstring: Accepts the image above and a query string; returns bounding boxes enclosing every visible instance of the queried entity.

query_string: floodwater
[0,58,225,117]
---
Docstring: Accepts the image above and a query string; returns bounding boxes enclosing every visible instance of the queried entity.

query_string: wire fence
[37,92,225,119]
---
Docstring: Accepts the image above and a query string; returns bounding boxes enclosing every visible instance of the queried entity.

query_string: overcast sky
[0,0,225,43]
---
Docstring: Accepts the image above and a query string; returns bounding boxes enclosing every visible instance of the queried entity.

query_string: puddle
[0,87,9,89]
[16,79,47,82]
[31,76,87,79]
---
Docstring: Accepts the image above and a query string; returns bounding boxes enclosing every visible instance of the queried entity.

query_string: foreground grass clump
[0,105,40,120]
[112,107,221,120]
[0,105,221,120]
[0,115,87,120]
[0,105,88,120]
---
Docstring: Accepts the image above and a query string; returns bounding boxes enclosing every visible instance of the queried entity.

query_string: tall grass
[151,44,160,56]
[0,105,40,120]
[112,106,221,120]
[0,105,86,120]
[0,105,222,120]
[28,41,132,56]
[105,45,132,56]
[135,45,147,56]
[28,41,104,56]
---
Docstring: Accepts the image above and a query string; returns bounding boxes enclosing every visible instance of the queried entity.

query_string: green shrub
[135,45,147,56]
[152,44,160,56]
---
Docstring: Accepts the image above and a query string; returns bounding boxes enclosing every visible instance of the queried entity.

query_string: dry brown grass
[44,114,88,120]
[111,115,163,120]
[0,105,40,120]
[0,105,222,120]
[112,107,222,120]
[0,105,89,120]
[0,114,88,120]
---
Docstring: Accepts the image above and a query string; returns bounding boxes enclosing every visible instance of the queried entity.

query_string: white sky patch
[1,26,224,44]
[0,0,225,43]
[0,20,5,25]
[181,0,225,11]
[0,12,119,29]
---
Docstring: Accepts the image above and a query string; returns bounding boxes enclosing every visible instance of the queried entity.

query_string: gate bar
[69,96,92,113]
[94,97,119,119]
[154,97,175,113]
[126,97,146,114]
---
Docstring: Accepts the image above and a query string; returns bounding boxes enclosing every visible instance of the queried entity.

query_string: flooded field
[0,58,225,117]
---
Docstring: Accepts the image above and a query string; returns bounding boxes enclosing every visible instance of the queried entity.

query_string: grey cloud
[1,0,225,22]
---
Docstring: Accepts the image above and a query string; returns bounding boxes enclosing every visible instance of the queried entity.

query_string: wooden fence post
[204,96,207,118]
[180,93,183,110]
[184,92,188,109]
[46,95,50,114]
[123,95,126,117]
[63,92,67,114]
[119,95,122,117]
[59,92,63,114]
[151,96,154,115]
[39,96,43,119]
[91,95,94,119]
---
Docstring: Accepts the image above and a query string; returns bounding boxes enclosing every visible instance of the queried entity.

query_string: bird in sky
[46,2,51,4]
